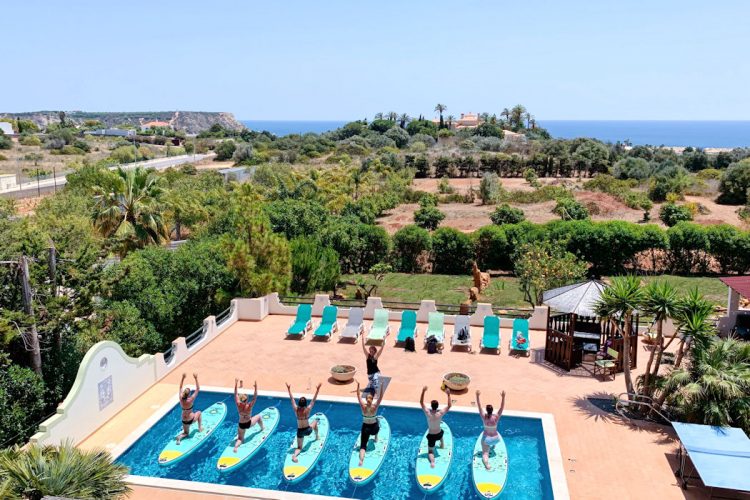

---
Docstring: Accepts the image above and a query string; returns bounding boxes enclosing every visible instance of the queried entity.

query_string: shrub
[410,133,436,148]
[514,240,587,306]
[437,176,454,194]
[667,222,710,274]
[473,122,504,138]
[705,224,750,274]
[431,227,474,274]
[523,168,539,186]
[414,205,445,230]
[553,198,589,220]
[718,159,750,204]
[0,353,46,446]
[391,225,432,272]
[659,203,693,227]
[384,126,409,148]
[478,172,502,205]
[476,136,504,152]
[473,225,512,270]
[20,135,42,146]
[0,132,12,150]
[232,143,254,164]
[214,139,237,161]
[0,153,6,161]
[369,119,396,133]
[459,139,476,151]
[489,204,525,225]
[696,168,722,180]
[108,145,137,163]
[613,157,651,180]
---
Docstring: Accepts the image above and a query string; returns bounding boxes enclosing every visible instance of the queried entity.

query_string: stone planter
[331,365,356,383]
[443,372,471,391]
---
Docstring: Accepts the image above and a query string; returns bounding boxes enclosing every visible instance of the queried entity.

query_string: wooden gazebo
[542,280,639,372]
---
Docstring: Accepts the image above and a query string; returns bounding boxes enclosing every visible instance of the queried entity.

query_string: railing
[185,324,206,349]
[162,345,175,364]
[615,392,670,424]
[215,306,233,326]
[277,296,532,317]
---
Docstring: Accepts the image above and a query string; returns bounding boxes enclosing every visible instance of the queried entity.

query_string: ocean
[242,120,750,149]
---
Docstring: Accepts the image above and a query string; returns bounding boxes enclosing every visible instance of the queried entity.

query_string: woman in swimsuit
[420,385,452,468]
[360,333,386,395]
[233,378,264,453]
[176,373,203,445]
[355,379,385,466]
[286,382,321,463]
[475,389,506,470]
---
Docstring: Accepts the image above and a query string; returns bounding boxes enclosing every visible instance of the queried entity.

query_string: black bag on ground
[426,336,439,354]
[404,336,416,352]
[457,327,468,342]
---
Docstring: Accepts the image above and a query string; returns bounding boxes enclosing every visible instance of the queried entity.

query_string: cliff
[0,111,245,134]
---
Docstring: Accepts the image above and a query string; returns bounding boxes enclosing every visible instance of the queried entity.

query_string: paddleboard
[348,416,391,485]
[216,407,280,472]
[415,421,453,493]
[471,432,509,499]
[282,412,329,483]
[158,401,227,466]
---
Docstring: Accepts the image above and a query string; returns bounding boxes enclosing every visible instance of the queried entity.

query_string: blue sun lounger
[397,310,417,342]
[510,318,530,356]
[314,305,338,340]
[287,304,312,337]
[480,315,501,353]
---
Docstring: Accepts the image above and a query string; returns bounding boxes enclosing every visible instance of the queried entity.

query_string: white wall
[30,342,158,446]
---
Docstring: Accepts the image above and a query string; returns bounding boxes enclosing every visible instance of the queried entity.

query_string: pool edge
[114,386,570,500]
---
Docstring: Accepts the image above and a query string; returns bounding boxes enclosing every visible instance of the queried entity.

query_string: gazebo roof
[720,276,750,300]
[542,280,607,317]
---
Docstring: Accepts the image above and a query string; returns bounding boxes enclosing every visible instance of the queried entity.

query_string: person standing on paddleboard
[286,382,322,463]
[475,389,506,470]
[176,373,203,445]
[233,379,264,453]
[420,385,452,468]
[355,379,385,466]
[360,333,386,395]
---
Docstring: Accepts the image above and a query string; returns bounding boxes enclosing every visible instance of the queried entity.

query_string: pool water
[117,392,554,499]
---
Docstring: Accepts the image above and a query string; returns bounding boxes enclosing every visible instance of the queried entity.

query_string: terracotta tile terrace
[80,314,711,500]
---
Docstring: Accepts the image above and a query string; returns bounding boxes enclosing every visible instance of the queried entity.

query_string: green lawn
[332,273,728,309]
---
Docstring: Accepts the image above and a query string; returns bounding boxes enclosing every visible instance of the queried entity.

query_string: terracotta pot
[331,365,356,383]
[443,372,471,391]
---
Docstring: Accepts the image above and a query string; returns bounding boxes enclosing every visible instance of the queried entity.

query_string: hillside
[0,110,244,134]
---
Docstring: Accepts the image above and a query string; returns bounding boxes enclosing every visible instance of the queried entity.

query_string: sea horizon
[242,119,750,149]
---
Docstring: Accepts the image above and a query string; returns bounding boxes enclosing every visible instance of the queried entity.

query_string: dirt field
[379,178,748,233]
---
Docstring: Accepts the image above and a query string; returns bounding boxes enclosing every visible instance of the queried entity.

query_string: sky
[1,0,748,120]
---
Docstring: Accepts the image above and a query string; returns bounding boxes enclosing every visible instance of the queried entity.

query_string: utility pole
[47,244,62,352]
[20,255,43,376]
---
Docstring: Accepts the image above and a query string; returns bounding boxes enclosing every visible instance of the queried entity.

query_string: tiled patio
[81,315,713,499]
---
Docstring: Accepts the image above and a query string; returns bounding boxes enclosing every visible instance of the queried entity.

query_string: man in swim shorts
[420,386,452,468]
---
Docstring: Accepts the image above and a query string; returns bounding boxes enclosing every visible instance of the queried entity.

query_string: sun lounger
[314,305,338,340]
[367,308,390,342]
[510,318,530,356]
[340,307,364,340]
[287,304,312,337]
[480,315,500,353]
[397,310,417,342]
[451,315,472,350]
[424,312,445,344]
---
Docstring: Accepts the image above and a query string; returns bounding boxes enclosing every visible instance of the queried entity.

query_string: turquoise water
[117,392,554,499]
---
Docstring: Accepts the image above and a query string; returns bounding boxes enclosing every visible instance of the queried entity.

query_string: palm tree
[92,166,168,256]
[0,442,131,499]
[446,115,455,128]
[500,108,511,124]
[510,104,527,129]
[434,104,447,129]
[374,112,384,121]
[594,275,644,399]
[640,281,678,399]
[387,111,398,122]
[398,113,410,129]
[480,112,490,122]
[661,337,750,430]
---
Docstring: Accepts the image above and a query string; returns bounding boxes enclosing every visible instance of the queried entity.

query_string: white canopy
[542,280,607,317]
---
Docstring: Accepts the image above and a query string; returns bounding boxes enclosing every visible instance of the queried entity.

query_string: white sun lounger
[341,307,364,340]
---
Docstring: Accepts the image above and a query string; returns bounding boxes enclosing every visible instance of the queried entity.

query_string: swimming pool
[117,390,556,499]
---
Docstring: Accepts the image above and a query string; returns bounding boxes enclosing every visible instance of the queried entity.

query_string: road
[0,153,215,199]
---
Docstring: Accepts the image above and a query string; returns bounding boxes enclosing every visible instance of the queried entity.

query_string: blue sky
[1,0,748,120]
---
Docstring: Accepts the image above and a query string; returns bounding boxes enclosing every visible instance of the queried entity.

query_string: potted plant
[330,364,356,383]
[442,372,471,391]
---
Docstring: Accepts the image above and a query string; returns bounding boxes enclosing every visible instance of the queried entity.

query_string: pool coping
[114,386,570,500]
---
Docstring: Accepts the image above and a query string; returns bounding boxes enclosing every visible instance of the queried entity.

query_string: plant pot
[443,372,471,391]
[331,365,356,383]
